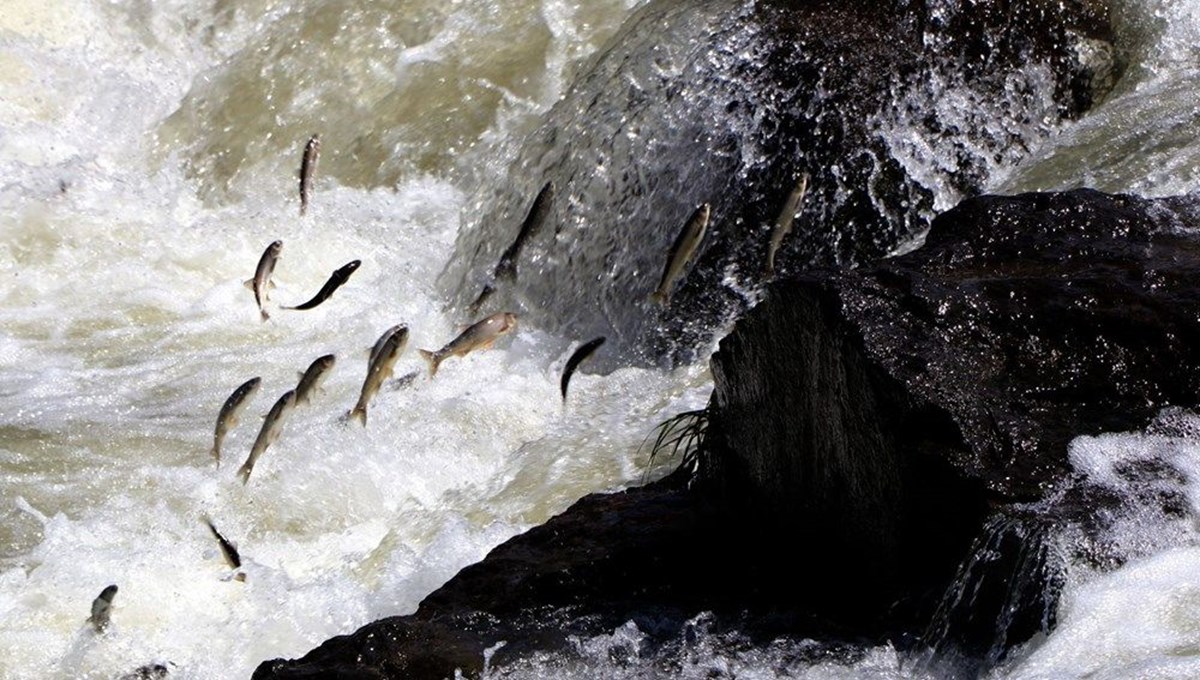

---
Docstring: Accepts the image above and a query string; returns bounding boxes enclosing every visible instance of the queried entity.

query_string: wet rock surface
[257,188,1200,678]
[441,0,1114,369]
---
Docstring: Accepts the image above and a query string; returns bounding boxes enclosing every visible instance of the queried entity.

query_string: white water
[3,0,1200,678]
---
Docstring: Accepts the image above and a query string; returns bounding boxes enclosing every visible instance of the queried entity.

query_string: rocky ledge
[256,189,1200,678]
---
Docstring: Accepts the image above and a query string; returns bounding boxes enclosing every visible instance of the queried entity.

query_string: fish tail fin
[210,445,220,467]
[349,406,366,426]
[260,309,270,322]
[649,291,669,306]
[237,464,252,485]
[419,349,440,377]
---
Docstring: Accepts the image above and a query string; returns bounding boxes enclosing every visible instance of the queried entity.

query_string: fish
[299,134,320,216]
[294,354,336,406]
[237,389,297,484]
[245,240,282,322]
[466,283,495,317]
[349,326,409,426]
[560,336,606,401]
[88,584,118,633]
[118,663,171,680]
[282,260,360,311]
[203,517,242,572]
[649,203,710,306]
[210,376,262,468]
[494,181,555,281]
[765,172,809,277]
[367,323,406,367]
[419,312,517,377]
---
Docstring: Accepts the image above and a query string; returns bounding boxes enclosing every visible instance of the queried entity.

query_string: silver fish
[237,389,296,484]
[211,377,262,468]
[368,323,406,367]
[349,326,408,426]
[299,134,320,216]
[649,203,710,306]
[766,172,808,277]
[203,517,242,572]
[495,181,556,281]
[419,312,517,377]
[561,336,605,401]
[294,354,336,406]
[245,240,282,322]
[88,584,118,633]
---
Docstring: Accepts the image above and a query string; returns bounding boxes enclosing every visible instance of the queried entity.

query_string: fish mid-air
[294,354,336,406]
[246,240,282,321]
[494,181,556,282]
[349,326,408,426]
[283,260,360,311]
[419,312,517,377]
[765,172,809,277]
[299,134,320,216]
[650,203,710,307]
[211,376,262,467]
[203,517,245,581]
[88,584,118,633]
[237,389,297,484]
[560,336,605,401]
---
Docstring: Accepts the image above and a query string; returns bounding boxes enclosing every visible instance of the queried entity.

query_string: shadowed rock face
[257,189,1200,678]
[705,188,1200,665]
[441,0,1114,370]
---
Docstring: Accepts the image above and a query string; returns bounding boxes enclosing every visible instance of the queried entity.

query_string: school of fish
[85,130,811,662]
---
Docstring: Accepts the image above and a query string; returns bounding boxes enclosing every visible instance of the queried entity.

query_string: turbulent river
[1,0,1200,678]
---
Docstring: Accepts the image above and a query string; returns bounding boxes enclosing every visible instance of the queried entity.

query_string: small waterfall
[914,514,1065,678]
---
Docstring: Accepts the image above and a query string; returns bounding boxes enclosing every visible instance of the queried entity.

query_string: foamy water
[3,0,1200,678]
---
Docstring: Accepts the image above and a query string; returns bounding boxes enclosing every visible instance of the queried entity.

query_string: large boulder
[257,189,1200,679]
[440,0,1115,369]
[703,187,1200,662]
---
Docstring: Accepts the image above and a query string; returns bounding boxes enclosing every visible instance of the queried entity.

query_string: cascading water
[3,0,1200,678]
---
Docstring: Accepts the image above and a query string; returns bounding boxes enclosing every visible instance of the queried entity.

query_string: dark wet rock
[441,0,1115,369]
[256,189,1200,678]
[703,188,1200,664]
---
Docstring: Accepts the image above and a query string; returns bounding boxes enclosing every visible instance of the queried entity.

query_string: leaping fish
[560,336,606,401]
[88,584,118,633]
[419,312,517,377]
[203,517,245,581]
[294,354,336,406]
[282,260,360,311]
[494,181,555,282]
[299,134,320,216]
[211,376,262,467]
[649,203,710,307]
[349,326,408,426]
[237,389,296,484]
[765,172,809,277]
[245,240,282,321]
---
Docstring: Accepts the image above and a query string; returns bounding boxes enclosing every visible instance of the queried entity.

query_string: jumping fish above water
[203,517,244,581]
[561,336,606,402]
[650,203,710,307]
[283,260,360,311]
[294,354,336,406]
[245,240,282,321]
[495,181,555,282]
[765,172,809,277]
[350,326,408,426]
[237,389,296,484]
[299,134,320,216]
[88,584,118,633]
[367,323,406,367]
[419,312,517,377]
[211,376,262,467]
